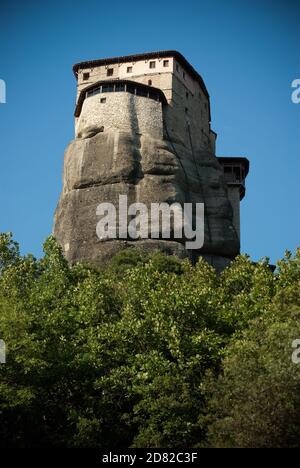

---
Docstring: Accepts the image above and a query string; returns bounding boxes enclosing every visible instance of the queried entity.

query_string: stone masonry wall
[75,56,215,154]
[76,58,175,97]
[75,92,163,140]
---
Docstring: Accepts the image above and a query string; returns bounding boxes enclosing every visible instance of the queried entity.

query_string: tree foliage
[0,232,299,447]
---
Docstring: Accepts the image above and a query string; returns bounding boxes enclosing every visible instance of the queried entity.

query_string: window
[149,90,159,101]
[86,87,100,97]
[186,92,189,99]
[102,84,114,93]
[183,71,186,80]
[234,167,241,181]
[137,87,148,97]
[185,107,188,114]
[126,83,135,94]
[83,72,90,81]
[149,61,156,69]
[107,68,114,77]
[163,60,169,67]
[127,66,132,73]
[176,64,179,72]
[148,79,152,86]
[100,97,106,103]
[115,83,125,92]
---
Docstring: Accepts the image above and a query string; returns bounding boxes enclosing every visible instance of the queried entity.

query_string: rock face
[53,129,239,271]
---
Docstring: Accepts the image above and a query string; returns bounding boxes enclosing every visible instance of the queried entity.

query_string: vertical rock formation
[54,51,249,271]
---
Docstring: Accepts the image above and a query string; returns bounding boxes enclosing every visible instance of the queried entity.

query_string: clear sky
[0,0,299,264]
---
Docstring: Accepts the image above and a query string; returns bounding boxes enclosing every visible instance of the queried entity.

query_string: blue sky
[0,0,299,264]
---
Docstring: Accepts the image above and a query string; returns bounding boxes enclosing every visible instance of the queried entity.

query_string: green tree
[0,233,299,448]
[202,251,300,448]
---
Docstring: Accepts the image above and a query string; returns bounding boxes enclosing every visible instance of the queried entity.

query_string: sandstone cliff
[53,129,239,271]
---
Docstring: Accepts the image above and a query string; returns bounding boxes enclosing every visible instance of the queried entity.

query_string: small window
[148,79,152,86]
[163,60,169,67]
[185,107,188,114]
[126,83,135,94]
[107,68,114,77]
[186,92,189,99]
[87,87,100,97]
[149,61,156,69]
[102,84,114,93]
[234,167,241,180]
[83,72,90,81]
[183,71,186,80]
[100,97,106,103]
[127,66,132,73]
[149,90,159,101]
[137,87,148,98]
[115,83,125,92]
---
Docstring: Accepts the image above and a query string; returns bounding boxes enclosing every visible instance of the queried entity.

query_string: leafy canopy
[0,232,299,448]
